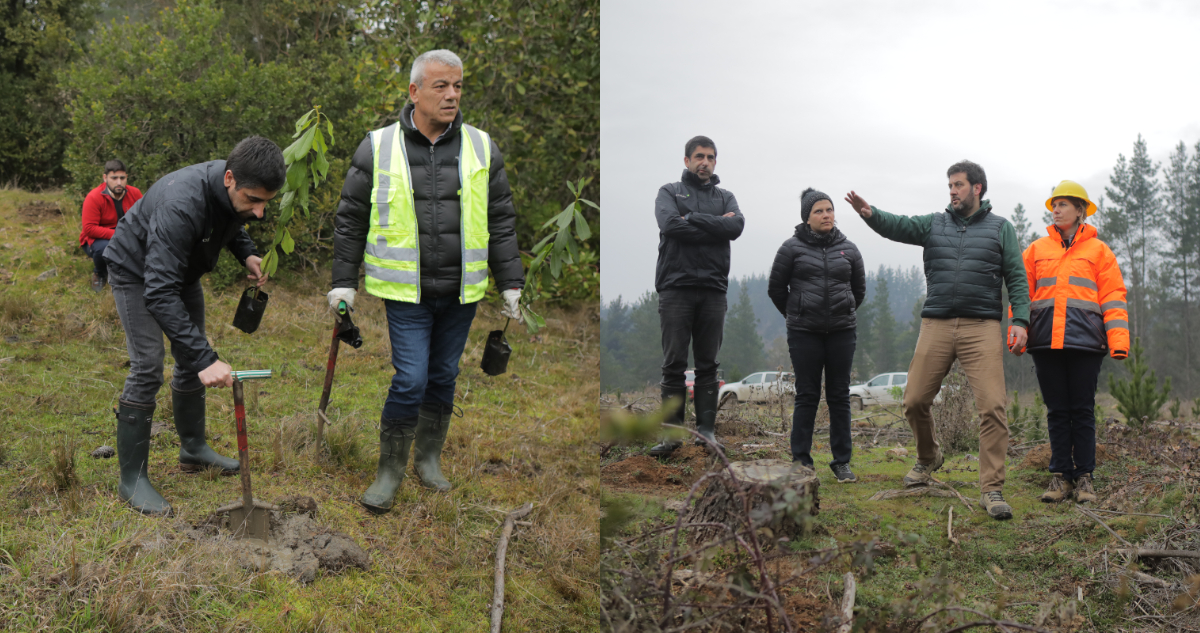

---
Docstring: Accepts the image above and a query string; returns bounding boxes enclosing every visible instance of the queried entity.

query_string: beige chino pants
[902,317,1009,493]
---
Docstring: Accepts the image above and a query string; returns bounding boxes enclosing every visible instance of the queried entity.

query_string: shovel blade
[229,506,271,543]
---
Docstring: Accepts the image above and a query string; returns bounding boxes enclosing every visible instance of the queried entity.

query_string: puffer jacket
[767,224,865,333]
[654,170,744,293]
[1018,223,1129,358]
[331,104,524,297]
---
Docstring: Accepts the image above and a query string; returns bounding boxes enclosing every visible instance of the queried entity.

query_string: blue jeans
[85,239,110,280]
[382,296,478,419]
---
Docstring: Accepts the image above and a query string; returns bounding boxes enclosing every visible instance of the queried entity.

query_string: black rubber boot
[648,387,687,457]
[414,403,454,492]
[116,400,171,516]
[693,384,723,454]
[360,416,417,514]
[172,386,239,473]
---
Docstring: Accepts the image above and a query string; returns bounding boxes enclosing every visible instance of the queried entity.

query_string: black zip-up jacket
[767,225,866,333]
[103,160,259,371]
[331,104,524,296]
[654,170,745,293]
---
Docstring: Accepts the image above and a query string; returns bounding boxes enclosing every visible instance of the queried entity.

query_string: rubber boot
[414,403,454,492]
[360,416,416,514]
[693,384,723,454]
[648,387,687,457]
[172,386,239,473]
[116,400,171,516]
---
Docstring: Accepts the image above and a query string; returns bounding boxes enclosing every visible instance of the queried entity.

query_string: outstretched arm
[844,190,932,246]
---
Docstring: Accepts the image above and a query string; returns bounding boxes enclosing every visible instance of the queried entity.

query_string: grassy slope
[603,398,1199,630]
[0,190,602,631]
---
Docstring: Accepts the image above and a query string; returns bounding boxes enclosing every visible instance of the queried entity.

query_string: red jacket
[79,183,143,247]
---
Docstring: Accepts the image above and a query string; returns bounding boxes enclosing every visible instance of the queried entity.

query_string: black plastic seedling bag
[481,324,512,376]
[232,287,269,334]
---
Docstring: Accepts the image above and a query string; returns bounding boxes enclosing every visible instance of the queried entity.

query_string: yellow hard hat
[1046,180,1097,216]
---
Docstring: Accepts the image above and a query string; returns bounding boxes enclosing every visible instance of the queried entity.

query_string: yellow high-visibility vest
[363,122,492,303]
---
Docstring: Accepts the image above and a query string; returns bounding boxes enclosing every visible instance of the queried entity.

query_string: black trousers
[788,328,856,467]
[85,238,110,280]
[1030,349,1105,481]
[659,288,727,391]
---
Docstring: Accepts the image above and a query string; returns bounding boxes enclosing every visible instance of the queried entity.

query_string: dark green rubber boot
[360,416,417,514]
[116,400,171,516]
[648,387,687,457]
[693,384,723,454]
[414,403,455,492]
[172,386,239,474]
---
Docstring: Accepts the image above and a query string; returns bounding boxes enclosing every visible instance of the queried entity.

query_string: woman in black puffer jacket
[767,188,866,482]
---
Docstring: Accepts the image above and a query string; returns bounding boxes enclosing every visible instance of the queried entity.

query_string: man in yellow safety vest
[329,49,524,513]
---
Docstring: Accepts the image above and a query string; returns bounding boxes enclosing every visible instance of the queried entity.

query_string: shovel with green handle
[215,369,278,542]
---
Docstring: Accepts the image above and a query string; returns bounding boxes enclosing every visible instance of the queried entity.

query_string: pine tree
[1010,203,1037,251]
[872,275,897,372]
[1104,134,1162,340]
[1160,140,1200,397]
[721,284,766,382]
[1107,337,1172,426]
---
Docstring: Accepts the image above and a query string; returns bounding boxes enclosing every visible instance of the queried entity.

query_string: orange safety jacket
[1012,224,1129,359]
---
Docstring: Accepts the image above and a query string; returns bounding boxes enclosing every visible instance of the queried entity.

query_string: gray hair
[410,49,463,87]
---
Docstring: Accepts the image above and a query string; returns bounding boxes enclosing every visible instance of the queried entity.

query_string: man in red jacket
[80,160,142,291]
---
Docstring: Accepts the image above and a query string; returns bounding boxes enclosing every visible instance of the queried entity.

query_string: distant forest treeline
[602,134,1200,405]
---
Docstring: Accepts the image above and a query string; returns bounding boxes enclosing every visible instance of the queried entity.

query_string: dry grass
[0,189,602,630]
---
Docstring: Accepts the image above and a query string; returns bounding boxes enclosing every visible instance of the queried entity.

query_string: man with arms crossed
[844,160,1030,520]
[104,136,284,516]
[649,136,744,456]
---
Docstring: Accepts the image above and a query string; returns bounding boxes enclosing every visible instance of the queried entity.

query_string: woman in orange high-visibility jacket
[1018,180,1128,506]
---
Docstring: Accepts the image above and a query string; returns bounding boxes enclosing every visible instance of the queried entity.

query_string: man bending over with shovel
[103,136,285,516]
[330,49,524,513]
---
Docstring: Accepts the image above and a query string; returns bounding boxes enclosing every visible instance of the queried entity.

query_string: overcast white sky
[600,0,1200,302]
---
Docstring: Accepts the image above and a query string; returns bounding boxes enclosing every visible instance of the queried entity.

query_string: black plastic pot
[232,287,269,334]
[481,326,512,376]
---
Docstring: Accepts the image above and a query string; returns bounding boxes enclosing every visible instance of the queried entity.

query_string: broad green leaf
[523,309,537,334]
[281,229,295,254]
[532,232,555,253]
[565,180,576,195]
[549,251,562,279]
[277,205,293,227]
[313,152,330,180]
[326,118,335,146]
[285,160,306,191]
[295,109,315,135]
[290,125,317,161]
[565,232,579,263]
[515,83,525,95]
[573,210,591,240]
[298,184,310,213]
[580,198,600,211]
[556,203,574,228]
[280,190,296,211]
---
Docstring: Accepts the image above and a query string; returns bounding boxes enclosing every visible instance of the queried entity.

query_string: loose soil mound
[602,446,719,494]
[18,201,62,222]
[182,496,369,584]
[1018,442,1111,470]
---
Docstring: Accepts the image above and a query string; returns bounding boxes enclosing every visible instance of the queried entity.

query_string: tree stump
[687,459,819,545]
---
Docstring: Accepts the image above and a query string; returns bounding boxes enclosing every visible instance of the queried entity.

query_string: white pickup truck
[848,372,946,411]
[718,371,795,407]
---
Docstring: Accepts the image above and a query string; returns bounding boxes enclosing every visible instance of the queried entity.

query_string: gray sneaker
[903,451,944,487]
[980,491,1013,520]
[831,463,857,483]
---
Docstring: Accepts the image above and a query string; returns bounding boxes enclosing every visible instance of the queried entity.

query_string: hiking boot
[172,386,239,474]
[90,272,105,293]
[115,400,171,516]
[831,463,857,483]
[980,491,1013,520]
[413,402,455,492]
[1073,473,1097,504]
[360,416,416,514]
[693,384,723,454]
[903,451,944,487]
[1039,473,1073,503]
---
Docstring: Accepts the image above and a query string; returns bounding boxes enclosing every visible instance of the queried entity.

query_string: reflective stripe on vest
[363,122,492,304]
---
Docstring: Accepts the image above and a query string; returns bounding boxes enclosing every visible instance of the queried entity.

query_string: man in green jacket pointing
[845,160,1030,520]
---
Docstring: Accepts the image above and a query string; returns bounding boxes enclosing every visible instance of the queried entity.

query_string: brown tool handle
[316,324,341,444]
[233,379,253,509]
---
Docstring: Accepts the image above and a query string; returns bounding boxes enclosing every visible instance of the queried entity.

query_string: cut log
[686,459,819,546]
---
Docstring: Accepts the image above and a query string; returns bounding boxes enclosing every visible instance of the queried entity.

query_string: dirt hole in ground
[181,495,368,583]
[18,201,62,223]
[601,446,715,494]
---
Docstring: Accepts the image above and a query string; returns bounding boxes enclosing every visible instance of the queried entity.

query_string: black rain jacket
[103,160,259,371]
[767,224,866,333]
[331,104,524,296]
[653,170,745,293]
